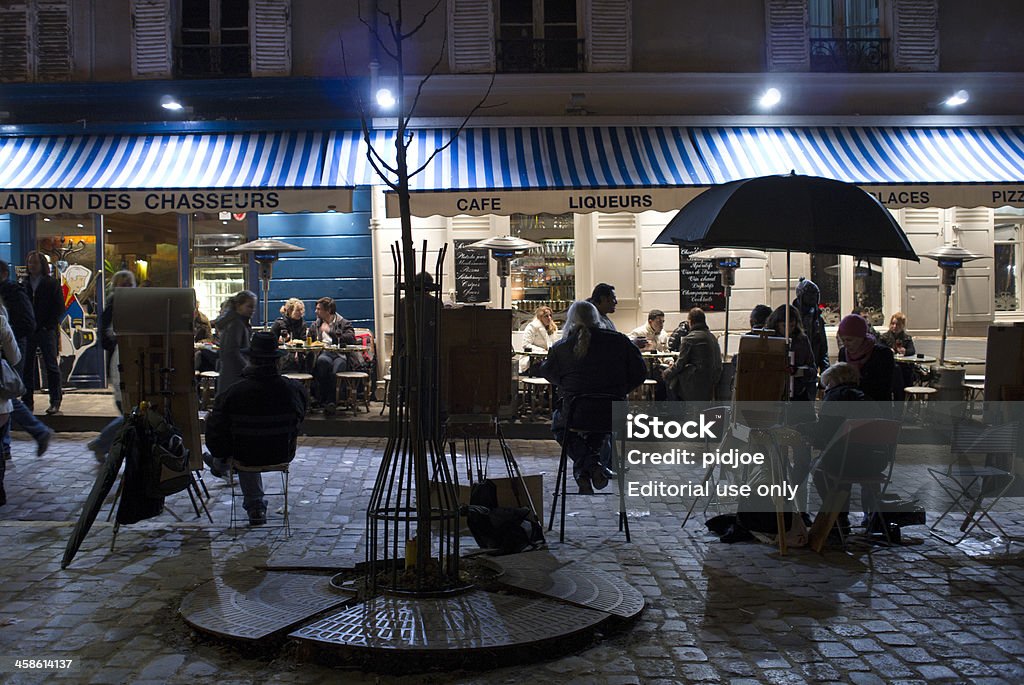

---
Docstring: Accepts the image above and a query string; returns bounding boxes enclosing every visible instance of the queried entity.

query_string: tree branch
[409,72,496,179]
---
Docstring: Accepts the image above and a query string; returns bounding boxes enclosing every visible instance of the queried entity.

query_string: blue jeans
[23,329,61,408]
[93,416,124,455]
[3,336,50,451]
[210,454,265,513]
[313,352,348,405]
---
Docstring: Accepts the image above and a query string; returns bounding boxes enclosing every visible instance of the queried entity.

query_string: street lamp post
[226,238,305,328]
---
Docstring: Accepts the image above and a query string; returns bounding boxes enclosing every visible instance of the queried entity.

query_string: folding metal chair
[547,393,630,543]
[808,418,902,552]
[928,420,1018,544]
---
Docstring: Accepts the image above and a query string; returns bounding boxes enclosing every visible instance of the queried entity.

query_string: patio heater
[921,245,986,365]
[468,235,540,308]
[689,248,767,357]
[226,238,305,328]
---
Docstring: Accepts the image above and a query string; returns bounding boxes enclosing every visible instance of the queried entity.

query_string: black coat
[541,327,647,402]
[271,315,306,342]
[205,364,308,468]
[0,280,36,340]
[839,343,896,403]
[24,274,64,331]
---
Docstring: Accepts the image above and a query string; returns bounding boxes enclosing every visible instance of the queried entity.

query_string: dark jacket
[194,312,213,342]
[788,332,817,401]
[794,279,830,373]
[664,323,722,402]
[0,280,35,340]
[307,313,362,369]
[214,309,252,393]
[667,321,690,353]
[839,342,896,403]
[879,329,915,357]
[541,327,646,402]
[24,273,65,331]
[271,315,306,343]
[205,364,307,468]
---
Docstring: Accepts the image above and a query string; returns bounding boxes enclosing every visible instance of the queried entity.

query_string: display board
[453,240,490,304]
[679,246,726,312]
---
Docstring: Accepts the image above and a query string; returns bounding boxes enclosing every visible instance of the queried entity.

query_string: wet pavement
[0,429,1021,684]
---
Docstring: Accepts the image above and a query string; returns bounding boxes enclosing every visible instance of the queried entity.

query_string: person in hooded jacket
[663,308,722,403]
[793,278,830,378]
[214,291,257,395]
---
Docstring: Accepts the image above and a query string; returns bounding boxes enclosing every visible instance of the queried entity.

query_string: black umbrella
[62,430,130,569]
[654,173,919,261]
[655,173,919,354]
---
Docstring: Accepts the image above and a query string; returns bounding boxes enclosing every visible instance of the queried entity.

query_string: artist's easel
[439,307,543,533]
[107,288,209,544]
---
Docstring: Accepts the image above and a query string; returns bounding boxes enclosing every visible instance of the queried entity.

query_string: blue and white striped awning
[0,131,351,214]
[324,126,713,217]
[692,127,1024,208]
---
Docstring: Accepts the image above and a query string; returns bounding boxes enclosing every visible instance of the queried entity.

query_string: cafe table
[943,356,985,366]
[895,354,936,365]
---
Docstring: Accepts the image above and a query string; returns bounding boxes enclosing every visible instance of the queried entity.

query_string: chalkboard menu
[679,247,726,312]
[454,240,490,304]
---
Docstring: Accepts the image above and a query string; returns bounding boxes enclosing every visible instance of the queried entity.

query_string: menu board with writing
[454,240,491,304]
[679,247,726,312]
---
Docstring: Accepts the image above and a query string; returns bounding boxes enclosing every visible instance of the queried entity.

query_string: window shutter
[764,0,809,72]
[130,0,170,78]
[251,0,291,76]
[0,4,30,82]
[447,0,494,73]
[35,1,72,81]
[586,0,631,72]
[892,0,938,72]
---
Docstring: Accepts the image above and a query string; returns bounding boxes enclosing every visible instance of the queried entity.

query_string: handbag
[0,358,25,401]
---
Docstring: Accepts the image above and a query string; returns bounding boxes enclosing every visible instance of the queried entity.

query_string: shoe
[591,467,611,491]
[45,403,61,416]
[576,474,594,495]
[248,508,267,526]
[202,452,227,479]
[324,402,337,417]
[36,429,54,457]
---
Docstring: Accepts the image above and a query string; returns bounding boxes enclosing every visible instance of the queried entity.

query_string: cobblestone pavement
[0,433,1022,684]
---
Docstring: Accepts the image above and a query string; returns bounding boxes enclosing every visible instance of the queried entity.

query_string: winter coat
[307,313,362,369]
[25,273,65,331]
[788,332,817,401]
[205,364,307,468]
[879,329,916,357]
[271,315,306,343]
[214,309,252,394]
[0,312,21,414]
[0,281,35,340]
[541,327,646,403]
[664,323,722,402]
[793,279,830,373]
[839,342,897,404]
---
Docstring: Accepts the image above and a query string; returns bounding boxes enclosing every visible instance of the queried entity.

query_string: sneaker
[248,508,267,526]
[36,429,54,457]
[590,467,610,491]
[45,403,62,416]
[576,474,594,495]
[202,452,227,479]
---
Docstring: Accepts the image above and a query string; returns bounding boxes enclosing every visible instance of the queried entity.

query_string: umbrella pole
[786,251,793,400]
[723,285,731,358]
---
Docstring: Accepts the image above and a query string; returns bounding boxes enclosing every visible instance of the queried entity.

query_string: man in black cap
[204,331,307,525]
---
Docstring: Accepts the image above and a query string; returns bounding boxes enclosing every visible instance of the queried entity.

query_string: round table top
[280,343,367,353]
[895,355,936,364]
[519,349,550,357]
[943,356,985,366]
[642,351,676,358]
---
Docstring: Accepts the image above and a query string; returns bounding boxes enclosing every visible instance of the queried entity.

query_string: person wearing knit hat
[793,278,830,376]
[837,314,897,403]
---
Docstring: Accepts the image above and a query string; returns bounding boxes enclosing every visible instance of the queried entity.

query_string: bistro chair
[548,393,630,544]
[335,370,372,413]
[229,460,291,536]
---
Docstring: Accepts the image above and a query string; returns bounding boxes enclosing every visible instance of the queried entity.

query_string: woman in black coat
[837,314,897,405]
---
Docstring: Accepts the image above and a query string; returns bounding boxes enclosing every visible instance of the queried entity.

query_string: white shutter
[131,0,170,78]
[0,4,30,82]
[764,0,809,72]
[892,0,938,72]
[447,0,494,73]
[251,0,291,76]
[951,208,994,323]
[586,0,631,72]
[35,1,72,81]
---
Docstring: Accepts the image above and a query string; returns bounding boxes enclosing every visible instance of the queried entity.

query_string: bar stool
[378,372,392,415]
[283,372,314,396]
[962,382,985,416]
[520,377,553,417]
[198,371,219,410]
[904,386,937,424]
[335,371,371,413]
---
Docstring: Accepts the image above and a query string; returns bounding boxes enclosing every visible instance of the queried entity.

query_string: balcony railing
[496,38,585,73]
[810,37,890,73]
[174,44,250,78]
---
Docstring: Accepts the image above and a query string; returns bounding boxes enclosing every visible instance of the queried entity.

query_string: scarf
[843,334,876,373]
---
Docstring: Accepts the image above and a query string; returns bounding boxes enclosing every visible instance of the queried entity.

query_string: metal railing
[810,37,891,72]
[496,38,585,73]
[173,44,250,78]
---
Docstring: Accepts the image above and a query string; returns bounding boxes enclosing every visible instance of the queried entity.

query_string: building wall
[632,0,766,72]
[939,1,1024,71]
[260,189,375,331]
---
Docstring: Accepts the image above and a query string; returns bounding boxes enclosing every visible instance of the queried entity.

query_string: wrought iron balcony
[497,39,585,73]
[174,44,250,78]
[810,37,890,73]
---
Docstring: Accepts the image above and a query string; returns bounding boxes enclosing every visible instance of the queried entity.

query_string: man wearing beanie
[837,314,896,404]
[793,278,830,376]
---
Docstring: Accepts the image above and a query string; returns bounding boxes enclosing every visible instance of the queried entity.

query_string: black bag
[467,479,499,547]
[114,417,165,525]
[464,504,544,554]
[141,410,191,498]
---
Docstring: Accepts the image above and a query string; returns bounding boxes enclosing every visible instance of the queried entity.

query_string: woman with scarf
[837,314,897,404]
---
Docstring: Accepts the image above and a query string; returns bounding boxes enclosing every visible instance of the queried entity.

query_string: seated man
[307,296,361,411]
[204,331,308,525]
[630,308,669,399]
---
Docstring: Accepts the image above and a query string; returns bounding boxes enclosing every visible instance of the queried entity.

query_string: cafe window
[810,254,841,326]
[496,0,581,73]
[509,213,575,327]
[995,222,1022,313]
[176,0,250,77]
[809,0,889,72]
[190,212,248,322]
